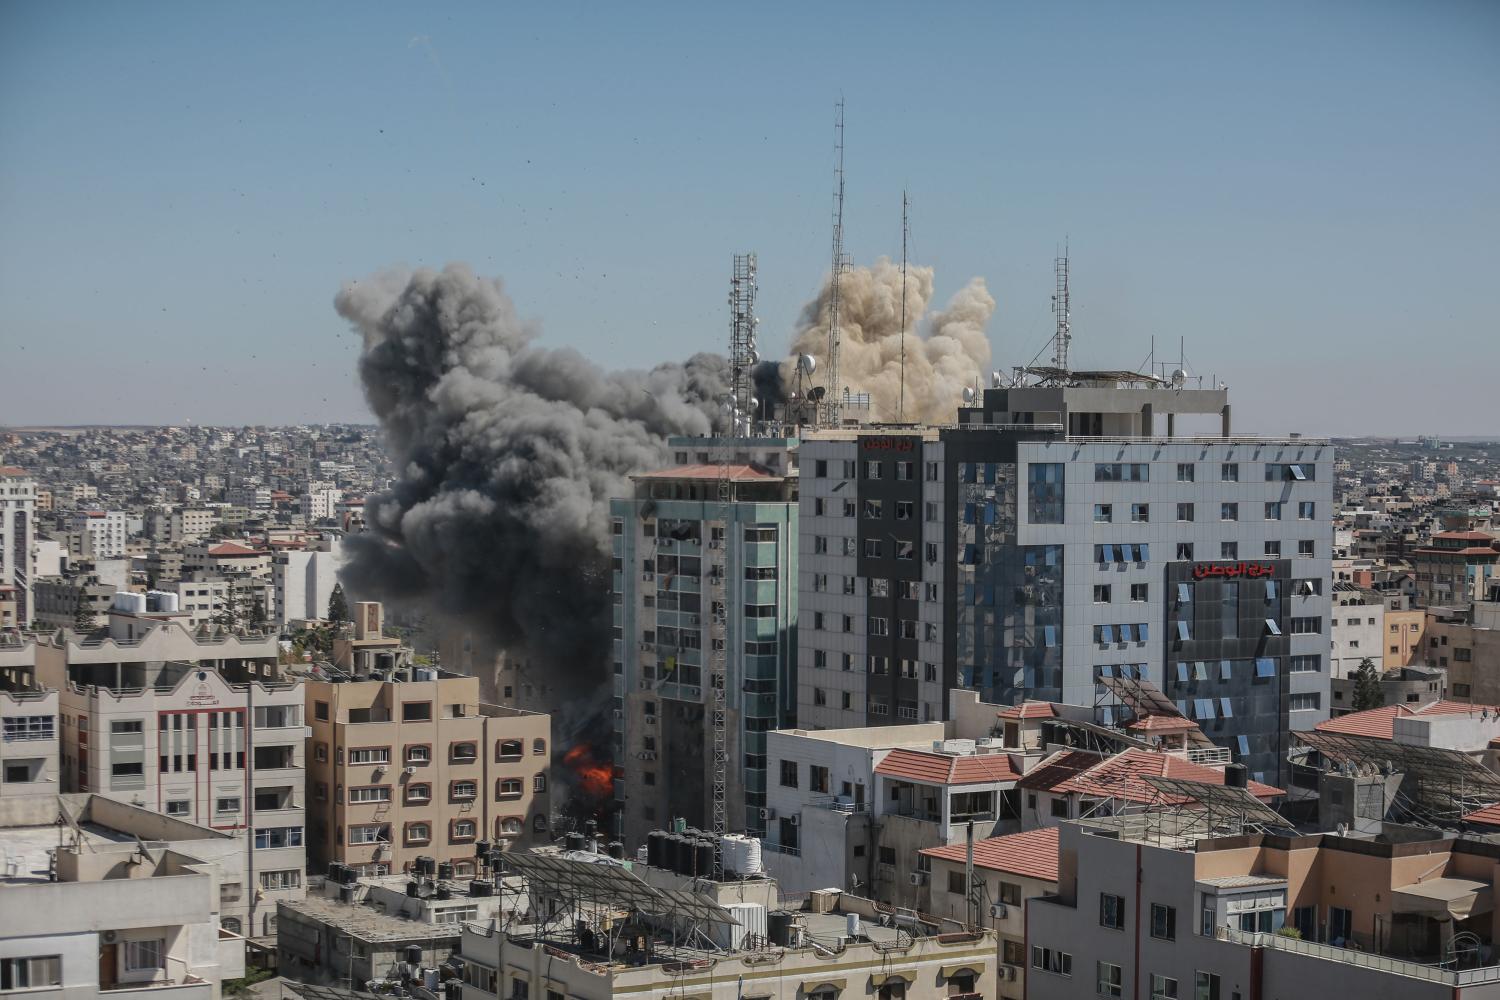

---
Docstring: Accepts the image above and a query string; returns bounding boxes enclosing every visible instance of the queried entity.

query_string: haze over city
[3,1,1497,435]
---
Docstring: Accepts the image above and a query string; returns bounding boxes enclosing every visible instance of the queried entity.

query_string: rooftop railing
[1220,926,1500,985]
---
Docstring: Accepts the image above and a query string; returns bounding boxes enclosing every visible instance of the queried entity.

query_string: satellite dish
[748,349,760,364]
[962,387,976,403]
[1171,369,1188,388]
[991,371,1004,387]
[799,354,817,374]
[808,386,827,402]
[749,397,759,410]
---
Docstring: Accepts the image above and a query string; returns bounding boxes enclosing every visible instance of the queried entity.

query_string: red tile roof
[635,464,778,482]
[998,701,1056,720]
[1315,700,1500,740]
[919,827,1061,883]
[875,748,1021,786]
[1017,747,1282,802]
[206,542,261,556]
[1465,803,1500,828]
[1127,714,1198,733]
[0,466,29,477]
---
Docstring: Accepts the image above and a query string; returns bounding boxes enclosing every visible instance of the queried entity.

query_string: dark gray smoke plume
[335,264,728,701]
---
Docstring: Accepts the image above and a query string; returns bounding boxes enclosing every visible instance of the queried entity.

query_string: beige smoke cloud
[785,258,994,424]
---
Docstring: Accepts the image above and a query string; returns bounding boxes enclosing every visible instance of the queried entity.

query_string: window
[1100,893,1126,930]
[896,461,914,481]
[450,742,477,762]
[533,774,546,792]
[1220,542,1238,560]
[497,779,523,799]
[1220,503,1238,521]
[1151,903,1176,940]
[1131,583,1149,602]
[111,719,144,736]
[1220,463,1238,482]
[1097,961,1123,998]
[1028,463,1065,523]
[864,539,882,558]
[216,796,240,813]
[780,760,798,787]
[401,702,432,722]
[1265,501,1283,520]
[406,783,431,803]
[999,880,1021,905]
[349,785,391,803]
[348,824,387,845]
[1290,693,1321,711]
[124,939,165,972]
[1095,463,1149,482]
[1094,504,1113,523]
[863,499,883,519]
[1289,655,1320,674]
[1176,463,1195,482]
[1151,975,1179,1000]
[452,819,477,841]
[260,869,301,890]
[1266,463,1313,481]
[814,459,827,477]
[1050,797,1070,818]
[450,780,478,801]
[1131,503,1150,523]
[1176,542,1194,560]
[1298,539,1315,557]
[348,747,390,765]
[1,956,62,990]
[1094,585,1112,604]
[496,739,522,760]
[1177,503,1195,522]
[1194,971,1220,1000]
[165,799,190,816]
[1264,540,1281,557]
[896,501,914,521]
[1291,616,1322,634]
[947,870,966,895]
[1031,946,1073,977]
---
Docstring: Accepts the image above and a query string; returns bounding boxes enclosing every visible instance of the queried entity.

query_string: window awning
[802,980,847,995]
[940,965,983,981]
[1393,878,1492,921]
[870,971,917,987]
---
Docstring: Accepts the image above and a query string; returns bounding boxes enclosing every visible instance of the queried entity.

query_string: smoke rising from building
[785,258,994,424]
[335,263,728,708]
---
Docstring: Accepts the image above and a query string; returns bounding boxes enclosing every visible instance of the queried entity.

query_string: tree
[250,593,268,631]
[327,582,349,624]
[72,587,95,633]
[1351,658,1385,712]
[213,580,241,630]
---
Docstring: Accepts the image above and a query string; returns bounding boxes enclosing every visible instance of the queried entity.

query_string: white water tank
[112,591,146,613]
[846,912,861,939]
[940,739,977,755]
[720,833,762,876]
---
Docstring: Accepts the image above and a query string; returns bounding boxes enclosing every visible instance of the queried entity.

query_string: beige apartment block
[305,667,551,879]
[1,688,59,802]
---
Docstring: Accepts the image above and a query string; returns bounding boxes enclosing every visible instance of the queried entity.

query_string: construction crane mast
[1051,243,1071,372]
[822,100,851,427]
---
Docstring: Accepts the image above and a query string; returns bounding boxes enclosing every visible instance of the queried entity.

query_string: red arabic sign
[1192,562,1276,580]
[863,437,916,453]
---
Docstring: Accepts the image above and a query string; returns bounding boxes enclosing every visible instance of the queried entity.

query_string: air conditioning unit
[989,903,1008,918]
[645,716,657,725]
[638,751,657,761]
[101,930,119,944]
[998,967,1015,982]
[908,872,928,886]
[642,573,654,581]
[404,766,416,776]
[760,807,776,821]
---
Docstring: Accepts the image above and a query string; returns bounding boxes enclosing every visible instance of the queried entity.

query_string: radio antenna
[899,189,909,422]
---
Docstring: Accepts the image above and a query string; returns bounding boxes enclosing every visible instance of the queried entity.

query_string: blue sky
[2,1,1496,435]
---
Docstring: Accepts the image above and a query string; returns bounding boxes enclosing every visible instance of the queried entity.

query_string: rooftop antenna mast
[1051,241,1071,372]
[899,190,909,422]
[727,253,759,434]
[822,99,851,427]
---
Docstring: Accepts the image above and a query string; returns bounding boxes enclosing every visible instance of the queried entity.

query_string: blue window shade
[1194,662,1209,681]
[1138,544,1150,561]
[963,544,977,565]
[1099,705,1116,726]
[1098,664,1114,678]
[985,463,998,484]
[1265,618,1282,636]
[1290,464,1306,480]
[1265,580,1278,600]
[1138,623,1150,641]
[984,504,997,525]
[1176,699,1190,717]
[1220,697,1234,718]
[1177,582,1193,603]
[1220,660,1233,681]
[1119,624,1134,643]
[1043,625,1057,648]
[1237,735,1251,756]
[964,502,976,524]
[1099,624,1115,643]
[1176,662,1190,683]
[1103,544,1117,563]
[1195,698,1216,719]
[1119,543,1135,563]
[1176,620,1191,641]
[1255,658,1277,678]
[959,463,972,483]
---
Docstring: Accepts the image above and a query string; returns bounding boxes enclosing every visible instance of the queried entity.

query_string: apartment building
[304,633,551,877]
[182,541,273,586]
[0,688,58,803]
[0,793,246,998]
[1412,530,1500,606]
[796,376,1333,784]
[299,487,343,523]
[1027,819,1500,1000]
[271,537,343,625]
[920,827,1060,1000]
[1422,584,1500,702]
[68,510,127,559]
[610,435,799,843]
[0,467,36,626]
[1330,583,1385,678]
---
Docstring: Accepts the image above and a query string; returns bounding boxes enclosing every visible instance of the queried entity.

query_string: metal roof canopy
[1099,675,1218,749]
[1291,730,1500,820]
[503,852,739,926]
[1142,776,1293,832]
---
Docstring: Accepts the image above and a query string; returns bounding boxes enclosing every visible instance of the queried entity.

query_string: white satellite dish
[962,387,976,403]
[799,354,817,374]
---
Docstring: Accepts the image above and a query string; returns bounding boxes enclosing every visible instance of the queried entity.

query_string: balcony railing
[1219,927,1500,985]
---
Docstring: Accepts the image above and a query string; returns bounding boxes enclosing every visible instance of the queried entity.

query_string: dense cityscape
[4,4,1498,1000]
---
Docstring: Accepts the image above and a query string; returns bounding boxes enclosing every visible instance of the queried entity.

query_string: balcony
[1218,926,1500,986]
[101,979,212,1000]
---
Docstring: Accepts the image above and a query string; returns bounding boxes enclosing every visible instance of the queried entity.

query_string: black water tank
[646,830,665,868]
[565,832,586,853]
[475,840,490,857]
[438,861,455,881]
[405,944,422,964]
[342,866,359,885]
[1224,763,1249,789]
[436,884,452,901]
[768,911,793,946]
[415,855,434,876]
[406,880,420,898]
[694,839,713,877]
[667,835,687,874]
[607,840,625,861]
[327,862,344,882]
[470,879,492,897]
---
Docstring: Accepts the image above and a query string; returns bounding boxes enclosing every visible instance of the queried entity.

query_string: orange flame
[562,743,614,799]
